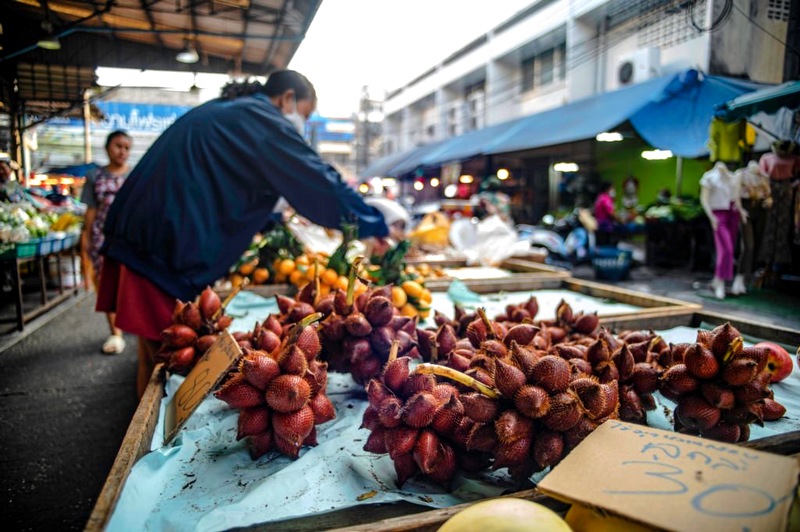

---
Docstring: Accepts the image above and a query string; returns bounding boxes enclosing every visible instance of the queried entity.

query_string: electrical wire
[687,0,732,33]
[730,0,800,57]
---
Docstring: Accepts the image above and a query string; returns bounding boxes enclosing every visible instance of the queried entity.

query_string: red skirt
[96,258,175,341]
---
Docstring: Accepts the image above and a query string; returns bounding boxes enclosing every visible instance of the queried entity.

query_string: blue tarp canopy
[362,69,765,178]
[46,162,100,177]
[713,79,800,122]
[628,71,765,156]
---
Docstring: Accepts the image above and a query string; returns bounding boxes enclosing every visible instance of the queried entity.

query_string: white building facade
[381,0,792,157]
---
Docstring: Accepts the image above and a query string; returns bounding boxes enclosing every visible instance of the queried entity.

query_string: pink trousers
[712,208,740,281]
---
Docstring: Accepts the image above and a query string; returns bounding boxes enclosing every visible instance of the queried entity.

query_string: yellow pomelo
[565,503,655,532]
[438,498,571,532]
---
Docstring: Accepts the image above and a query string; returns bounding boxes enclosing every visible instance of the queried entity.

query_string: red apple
[755,341,794,383]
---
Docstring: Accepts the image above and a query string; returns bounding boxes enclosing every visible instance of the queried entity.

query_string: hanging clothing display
[708,117,747,163]
[735,161,771,278]
[757,148,799,266]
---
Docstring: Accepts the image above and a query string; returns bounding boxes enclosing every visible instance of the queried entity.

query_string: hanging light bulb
[189,73,200,94]
[176,38,199,64]
[37,21,61,50]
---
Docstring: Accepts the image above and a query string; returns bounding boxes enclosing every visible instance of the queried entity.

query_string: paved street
[0,264,798,531]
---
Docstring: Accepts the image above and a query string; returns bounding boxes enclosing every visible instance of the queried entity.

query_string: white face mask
[284,97,306,136]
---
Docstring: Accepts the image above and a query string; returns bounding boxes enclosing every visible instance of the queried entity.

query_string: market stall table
[0,233,80,331]
[86,293,798,531]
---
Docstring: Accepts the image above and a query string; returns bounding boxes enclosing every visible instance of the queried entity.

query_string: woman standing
[81,130,132,354]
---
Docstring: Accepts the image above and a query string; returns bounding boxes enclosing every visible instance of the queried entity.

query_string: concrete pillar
[566,17,600,101]
[487,58,519,125]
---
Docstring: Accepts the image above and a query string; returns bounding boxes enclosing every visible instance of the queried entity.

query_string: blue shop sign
[40,102,193,133]
[95,102,192,132]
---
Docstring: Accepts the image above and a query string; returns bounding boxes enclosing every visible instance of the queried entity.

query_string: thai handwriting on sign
[167,331,242,442]
[177,367,212,414]
[603,421,794,523]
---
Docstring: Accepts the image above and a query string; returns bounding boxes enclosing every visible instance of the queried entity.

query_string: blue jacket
[101,93,388,301]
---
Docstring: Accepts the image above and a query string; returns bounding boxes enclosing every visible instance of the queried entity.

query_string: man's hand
[371,237,391,257]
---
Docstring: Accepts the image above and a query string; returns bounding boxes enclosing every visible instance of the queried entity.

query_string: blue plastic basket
[592,247,633,281]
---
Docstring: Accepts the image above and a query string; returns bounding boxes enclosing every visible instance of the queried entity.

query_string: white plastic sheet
[108,292,800,531]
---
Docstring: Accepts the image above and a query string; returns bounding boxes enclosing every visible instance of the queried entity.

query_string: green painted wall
[594,138,711,208]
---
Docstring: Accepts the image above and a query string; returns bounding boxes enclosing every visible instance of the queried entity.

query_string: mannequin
[757,140,799,279]
[699,162,748,299]
[734,160,771,292]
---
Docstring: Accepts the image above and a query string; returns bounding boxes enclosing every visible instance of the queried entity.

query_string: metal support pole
[83,90,92,163]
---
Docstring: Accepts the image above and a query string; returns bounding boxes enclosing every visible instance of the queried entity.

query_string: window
[540,49,555,85]
[558,43,567,80]
[521,56,535,92]
[427,125,435,138]
[768,0,790,21]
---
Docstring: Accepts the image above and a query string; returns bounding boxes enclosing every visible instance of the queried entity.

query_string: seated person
[593,181,622,245]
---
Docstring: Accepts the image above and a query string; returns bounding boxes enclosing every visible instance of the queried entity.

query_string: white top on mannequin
[699,162,748,230]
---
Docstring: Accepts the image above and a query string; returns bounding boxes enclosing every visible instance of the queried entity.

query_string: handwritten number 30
[607,462,778,519]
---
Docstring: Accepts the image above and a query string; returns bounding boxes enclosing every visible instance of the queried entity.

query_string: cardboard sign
[164,330,242,444]
[538,420,799,532]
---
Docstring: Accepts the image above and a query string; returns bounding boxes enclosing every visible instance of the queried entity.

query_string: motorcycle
[516,209,597,269]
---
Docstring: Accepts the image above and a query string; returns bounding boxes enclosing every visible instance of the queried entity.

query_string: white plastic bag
[463,215,529,266]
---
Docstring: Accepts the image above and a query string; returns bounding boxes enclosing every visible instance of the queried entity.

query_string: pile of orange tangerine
[229,253,442,319]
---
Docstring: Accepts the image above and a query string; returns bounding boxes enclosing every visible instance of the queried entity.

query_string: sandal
[102,334,126,354]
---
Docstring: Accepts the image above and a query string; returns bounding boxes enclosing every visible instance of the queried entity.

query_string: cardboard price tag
[538,420,799,532]
[163,330,242,444]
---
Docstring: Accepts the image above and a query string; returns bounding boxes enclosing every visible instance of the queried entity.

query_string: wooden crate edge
[563,277,702,310]
[85,364,165,531]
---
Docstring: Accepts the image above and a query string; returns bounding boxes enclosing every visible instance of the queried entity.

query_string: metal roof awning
[0,0,322,122]
[714,80,800,122]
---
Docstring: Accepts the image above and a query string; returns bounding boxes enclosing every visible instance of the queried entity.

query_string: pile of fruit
[214,313,335,460]
[357,299,790,489]
[168,272,793,481]
[155,286,235,375]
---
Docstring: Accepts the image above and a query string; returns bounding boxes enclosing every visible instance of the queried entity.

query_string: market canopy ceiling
[0,0,322,121]
[363,69,767,179]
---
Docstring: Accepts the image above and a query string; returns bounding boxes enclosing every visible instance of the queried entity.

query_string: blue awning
[628,70,765,158]
[362,69,765,178]
[486,73,677,155]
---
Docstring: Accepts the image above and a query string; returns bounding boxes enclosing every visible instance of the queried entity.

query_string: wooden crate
[85,364,166,532]
[423,258,570,292]
[405,249,548,266]
[87,311,798,531]
[427,274,700,322]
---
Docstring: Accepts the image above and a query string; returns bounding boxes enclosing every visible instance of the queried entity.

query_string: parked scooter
[517,209,597,268]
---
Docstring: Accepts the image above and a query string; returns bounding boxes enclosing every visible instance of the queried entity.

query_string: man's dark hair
[220,70,316,101]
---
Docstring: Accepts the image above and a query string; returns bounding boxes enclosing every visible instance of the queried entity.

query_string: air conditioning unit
[616,47,661,87]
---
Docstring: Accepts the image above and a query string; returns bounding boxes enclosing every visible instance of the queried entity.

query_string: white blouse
[700,163,741,210]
